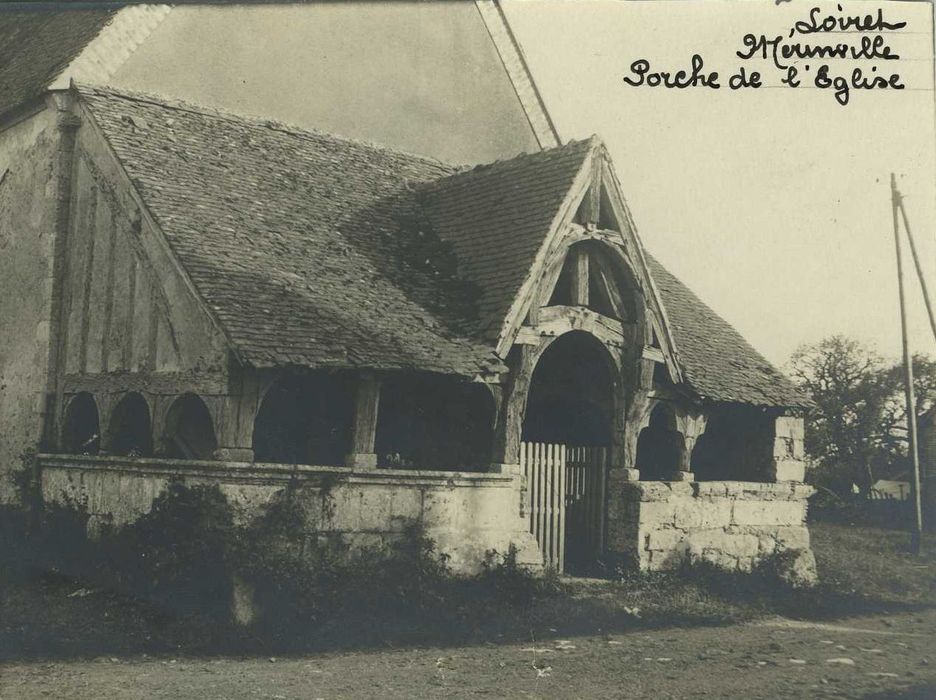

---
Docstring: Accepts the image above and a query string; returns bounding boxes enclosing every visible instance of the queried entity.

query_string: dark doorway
[108,392,153,456]
[62,392,100,454]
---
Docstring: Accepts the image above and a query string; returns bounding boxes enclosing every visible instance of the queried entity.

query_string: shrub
[97,481,234,617]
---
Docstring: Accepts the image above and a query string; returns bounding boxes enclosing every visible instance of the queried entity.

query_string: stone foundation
[609,480,817,584]
[38,453,543,575]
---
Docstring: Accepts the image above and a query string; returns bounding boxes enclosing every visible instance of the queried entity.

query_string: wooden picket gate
[520,443,608,573]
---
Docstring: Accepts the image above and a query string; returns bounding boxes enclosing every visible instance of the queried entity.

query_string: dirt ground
[1,521,933,699]
[1,607,933,699]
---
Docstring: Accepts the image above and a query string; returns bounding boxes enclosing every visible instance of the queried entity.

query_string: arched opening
[691,406,773,481]
[62,392,100,454]
[523,331,615,446]
[161,393,217,460]
[252,372,354,465]
[108,392,153,456]
[523,331,616,574]
[547,241,639,322]
[376,375,495,470]
[635,403,684,480]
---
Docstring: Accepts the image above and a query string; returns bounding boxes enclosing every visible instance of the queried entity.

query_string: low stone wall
[608,479,816,583]
[37,454,543,575]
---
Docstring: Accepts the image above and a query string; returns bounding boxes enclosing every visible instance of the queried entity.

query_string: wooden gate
[564,446,608,572]
[520,443,608,572]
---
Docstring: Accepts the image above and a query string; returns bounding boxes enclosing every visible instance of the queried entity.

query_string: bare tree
[789,336,893,495]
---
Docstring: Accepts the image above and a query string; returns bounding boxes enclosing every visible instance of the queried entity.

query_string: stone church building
[0,3,814,577]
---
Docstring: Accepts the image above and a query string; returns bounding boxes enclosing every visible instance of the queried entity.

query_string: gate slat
[557,445,566,573]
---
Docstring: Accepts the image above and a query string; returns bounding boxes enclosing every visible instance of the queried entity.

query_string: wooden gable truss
[498,137,684,386]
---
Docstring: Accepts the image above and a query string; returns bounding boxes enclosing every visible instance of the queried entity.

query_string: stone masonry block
[775,525,811,551]
[646,528,686,552]
[770,458,806,483]
[638,501,676,528]
[775,416,805,442]
[674,501,703,529]
[688,530,760,560]
[732,499,805,527]
[698,500,734,529]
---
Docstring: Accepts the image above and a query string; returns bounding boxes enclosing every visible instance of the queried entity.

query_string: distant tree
[788,336,891,495]
[788,335,936,496]
[879,354,936,475]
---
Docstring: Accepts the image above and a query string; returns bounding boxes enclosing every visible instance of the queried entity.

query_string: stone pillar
[345,372,381,470]
[768,415,806,482]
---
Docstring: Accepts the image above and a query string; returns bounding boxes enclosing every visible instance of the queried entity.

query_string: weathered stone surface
[732,499,805,527]
[770,458,806,483]
[687,530,759,560]
[638,501,676,528]
[646,528,685,552]
[609,475,816,580]
[0,108,61,503]
[775,525,811,551]
[776,548,818,588]
[230,574,258,626]
[38,454,539,575]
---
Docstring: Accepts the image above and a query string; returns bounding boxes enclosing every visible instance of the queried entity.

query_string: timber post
[345,371,381,470]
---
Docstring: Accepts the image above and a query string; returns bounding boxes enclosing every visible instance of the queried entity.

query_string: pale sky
[505,0,936,368]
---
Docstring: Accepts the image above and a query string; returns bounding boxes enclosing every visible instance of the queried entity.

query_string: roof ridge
[73,82,457,172]
[427,135,596,187]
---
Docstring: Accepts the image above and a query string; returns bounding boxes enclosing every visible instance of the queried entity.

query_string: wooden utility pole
[898,196,936,345]
[891,174,924,555]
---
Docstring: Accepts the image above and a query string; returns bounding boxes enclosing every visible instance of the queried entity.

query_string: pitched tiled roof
[78,84,503,377]
[78,84,804,407]
[647,256,809,408]
[0,9,115,118]
[420,139,592,339]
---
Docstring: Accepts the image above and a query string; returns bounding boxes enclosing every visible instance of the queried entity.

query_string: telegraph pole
[891,174,924,555]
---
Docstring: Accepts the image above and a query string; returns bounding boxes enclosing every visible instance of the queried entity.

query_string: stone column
[345,372,381,470]
[768,415,806,482]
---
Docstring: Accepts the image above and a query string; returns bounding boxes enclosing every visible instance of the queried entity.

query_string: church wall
[0,106,62,502]
[108,2,539,165]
